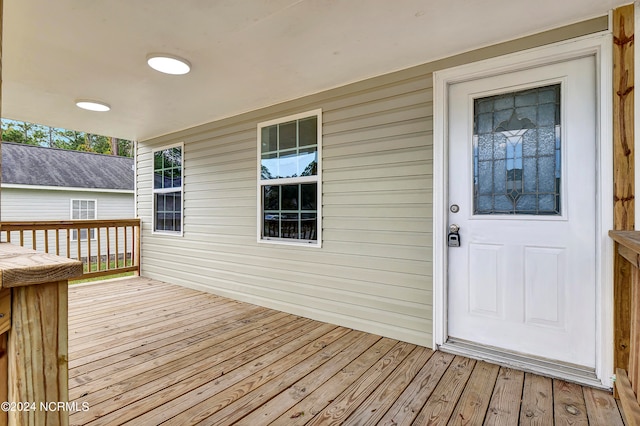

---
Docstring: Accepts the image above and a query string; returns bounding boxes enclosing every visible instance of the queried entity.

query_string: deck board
[68,277,627,425]
[484,367,525,425]
[448,361,500,425]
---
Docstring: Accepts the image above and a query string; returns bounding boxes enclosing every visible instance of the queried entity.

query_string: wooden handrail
[610,230,640,425]
[0,219,140,280]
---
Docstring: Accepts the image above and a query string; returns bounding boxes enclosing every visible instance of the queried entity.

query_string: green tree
[1,118,134,158]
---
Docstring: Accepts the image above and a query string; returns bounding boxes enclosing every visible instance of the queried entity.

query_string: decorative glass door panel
[447,55,597,371]
[473,84,561,215]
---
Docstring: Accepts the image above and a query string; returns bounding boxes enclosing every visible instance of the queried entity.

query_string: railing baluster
[131,225,136,270]
[106,226,111,270]
[136,225,141,273]
[0,219,140,280]
[123,226,128,267]
[86,227,92,273]
[76,228,81,265]
[97,226,102,272]
[115,226,120,269]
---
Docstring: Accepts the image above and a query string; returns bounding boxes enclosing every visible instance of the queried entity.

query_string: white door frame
[432,32,614,387]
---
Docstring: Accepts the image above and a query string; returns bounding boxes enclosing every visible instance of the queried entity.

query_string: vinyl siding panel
[137,17,607,346]
[1,188,134,220]
[1,187,135,259]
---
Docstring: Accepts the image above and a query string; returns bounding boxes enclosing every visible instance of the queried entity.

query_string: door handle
[448,224,461,247]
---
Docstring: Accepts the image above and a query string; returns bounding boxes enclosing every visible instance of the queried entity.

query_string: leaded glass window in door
[473,84,561,215]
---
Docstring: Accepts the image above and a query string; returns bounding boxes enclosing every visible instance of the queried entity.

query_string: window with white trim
[153,144,183,235]
[258,110,322,245]
[71,199,96,241]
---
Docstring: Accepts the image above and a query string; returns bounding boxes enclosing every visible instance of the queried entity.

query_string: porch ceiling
[3,0,627,141]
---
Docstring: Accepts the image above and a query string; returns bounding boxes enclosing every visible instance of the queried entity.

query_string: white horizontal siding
[138,71,432,345]
[1,188,134,220]
[137,17,607,346]
[1,188,135,260]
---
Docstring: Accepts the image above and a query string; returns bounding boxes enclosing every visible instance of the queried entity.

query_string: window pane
[165,193,175,211]
[298,148,317,176]
[262,150,318,180]
[261,183,317,241]
[473,84,561,215]
[282,185,298,210]
[155,212,165,231]
[171,147,182,167]
[298,117,317,147]
[263,186,280,210]
[155,147,182,189]
[154,171,164,189]
[281,213,299,238]
[170,165,182,188]
[264,213,279,237]
[154,151,164,170]
[262,126,278,152]
[261,152,278,179]
[154,192,182,232]
[301,213,317,240]
[277,151,299,178]
[279,121,297,150]
[301,184,316,210]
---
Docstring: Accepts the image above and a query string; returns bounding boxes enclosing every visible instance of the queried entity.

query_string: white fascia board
[1,183,134,194]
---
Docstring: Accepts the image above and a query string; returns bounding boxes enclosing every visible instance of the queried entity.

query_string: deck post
[0,243,82,426]
[613,2,635,382]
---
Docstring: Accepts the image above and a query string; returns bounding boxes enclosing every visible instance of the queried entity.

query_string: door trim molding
[432,32,614,387]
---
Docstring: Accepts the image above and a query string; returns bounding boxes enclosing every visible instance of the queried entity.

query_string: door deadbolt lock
[448,224,460,247]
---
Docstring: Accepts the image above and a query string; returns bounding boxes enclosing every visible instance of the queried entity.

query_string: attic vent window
[147,54,191,75]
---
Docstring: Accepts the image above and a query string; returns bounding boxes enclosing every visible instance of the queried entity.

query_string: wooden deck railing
[0,219,140,279]
[610,230,640,425]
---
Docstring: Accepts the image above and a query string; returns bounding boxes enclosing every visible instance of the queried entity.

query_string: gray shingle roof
[1,142,134,190]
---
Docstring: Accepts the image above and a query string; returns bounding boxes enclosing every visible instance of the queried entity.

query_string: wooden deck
[69,277,627,425]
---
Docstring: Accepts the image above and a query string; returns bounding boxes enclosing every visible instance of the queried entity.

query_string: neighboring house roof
[1,142,134,191]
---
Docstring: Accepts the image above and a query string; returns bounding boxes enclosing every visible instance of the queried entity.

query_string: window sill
[258,237,321,249]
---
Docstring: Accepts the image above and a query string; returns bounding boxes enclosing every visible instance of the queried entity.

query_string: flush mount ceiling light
[75,100,111,112]
[147,54,191,75]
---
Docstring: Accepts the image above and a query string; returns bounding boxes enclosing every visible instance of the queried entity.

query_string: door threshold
[439,338,607,389]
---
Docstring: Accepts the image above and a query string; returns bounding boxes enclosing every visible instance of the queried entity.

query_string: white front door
[446,55,597,370]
